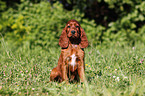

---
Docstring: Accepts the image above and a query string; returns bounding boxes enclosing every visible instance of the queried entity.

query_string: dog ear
[79,27,89,48]
[59,27,69,48]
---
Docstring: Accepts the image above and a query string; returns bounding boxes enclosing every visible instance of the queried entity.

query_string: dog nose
[71,30,75,34]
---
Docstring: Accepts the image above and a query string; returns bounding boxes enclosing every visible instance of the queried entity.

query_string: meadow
[0,39,145,96]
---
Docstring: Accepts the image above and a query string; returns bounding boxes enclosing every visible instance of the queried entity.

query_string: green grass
[0,40,145,95]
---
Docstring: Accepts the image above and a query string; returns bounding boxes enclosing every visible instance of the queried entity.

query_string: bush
[0,1,145,48]
[0,1,98,48]
[102,1,145,46]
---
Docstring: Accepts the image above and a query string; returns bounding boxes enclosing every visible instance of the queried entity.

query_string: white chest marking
[70,54,77,70]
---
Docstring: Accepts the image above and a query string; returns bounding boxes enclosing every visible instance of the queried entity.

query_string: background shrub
[0,0,145,48]
[0,1,98,48]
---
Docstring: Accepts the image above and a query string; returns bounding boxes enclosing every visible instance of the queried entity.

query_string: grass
[0,40,145,96]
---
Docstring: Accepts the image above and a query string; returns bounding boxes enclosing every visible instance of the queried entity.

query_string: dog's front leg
[78,66,85,82]
[78,59,85,82]
[61,62,69,83]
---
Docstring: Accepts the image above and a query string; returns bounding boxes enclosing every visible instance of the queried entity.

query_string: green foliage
[102,1,145,46]
[0,0,6,12]
[0,1,98,48]
[0,0,145,48]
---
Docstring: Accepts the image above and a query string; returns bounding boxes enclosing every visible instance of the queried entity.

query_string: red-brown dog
[50,19,88,82]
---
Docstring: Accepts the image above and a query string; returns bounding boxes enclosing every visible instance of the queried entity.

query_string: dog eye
[67,26,70,28]
[76,26,79,28]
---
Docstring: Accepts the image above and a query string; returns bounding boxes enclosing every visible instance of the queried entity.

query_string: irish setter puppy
[50,19,88,83]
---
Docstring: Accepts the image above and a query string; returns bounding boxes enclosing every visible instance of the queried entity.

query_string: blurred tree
[52,0,144,28]
[0,0,145,48]
[0,0,20,11]
[50,0,118,26]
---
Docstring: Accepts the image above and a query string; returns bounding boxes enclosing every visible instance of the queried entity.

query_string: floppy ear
[79,27,89,48]
[59,27,69,48]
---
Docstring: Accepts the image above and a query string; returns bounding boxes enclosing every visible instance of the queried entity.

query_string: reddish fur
[50,19,88,83]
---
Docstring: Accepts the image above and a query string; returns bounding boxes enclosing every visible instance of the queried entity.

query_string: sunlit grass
[0,40,145,95]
